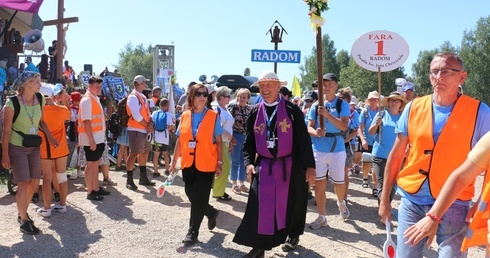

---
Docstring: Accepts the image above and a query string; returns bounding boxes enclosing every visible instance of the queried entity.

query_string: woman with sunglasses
[170,84,223,245]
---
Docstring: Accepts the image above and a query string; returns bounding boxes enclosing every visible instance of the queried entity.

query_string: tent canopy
[0,7,43,37]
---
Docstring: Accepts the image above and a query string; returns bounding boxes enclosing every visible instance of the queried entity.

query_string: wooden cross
[43,0,78,81]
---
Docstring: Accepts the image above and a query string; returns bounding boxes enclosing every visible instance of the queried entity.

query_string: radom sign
[251,49,301,64]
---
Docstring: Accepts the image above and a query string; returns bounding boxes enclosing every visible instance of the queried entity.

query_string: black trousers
[182,164,215,233]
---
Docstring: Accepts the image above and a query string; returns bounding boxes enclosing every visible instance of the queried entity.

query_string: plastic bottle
[165,174,174,185]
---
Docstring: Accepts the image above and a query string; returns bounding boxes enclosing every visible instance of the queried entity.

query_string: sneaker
[87,190,104,201]
[17,213,34,224]
[354,165,360,175]
[139,177,156,186]
[77,170,85,178]
[69,172,78,180]
[52,203,67,214]
[309,215,327,229]
[208,209,219,230]
[362,178,369,188]
[182,228,198,245]
[20,220,40,235]
[232,185,241,194]
[54,192,60,203]
[338,200,350,219]
[36,207,52,218]
[103,178,118,186]
[281,236,299,252]
[115,165,126,171]
[97,187,111,196]
[31,193,39,203]
[239,185,249,193]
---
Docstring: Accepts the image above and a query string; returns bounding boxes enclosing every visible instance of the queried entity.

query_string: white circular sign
[351,30,409,72]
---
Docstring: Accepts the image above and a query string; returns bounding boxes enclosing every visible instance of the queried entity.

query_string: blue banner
[251,49,301,63]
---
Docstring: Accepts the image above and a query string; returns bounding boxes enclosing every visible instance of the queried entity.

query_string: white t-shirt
[216,105,234,143]
[152,110,173,145]
[78,92,106,146]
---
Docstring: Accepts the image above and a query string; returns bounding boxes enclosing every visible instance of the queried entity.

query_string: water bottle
[165,174,174,185]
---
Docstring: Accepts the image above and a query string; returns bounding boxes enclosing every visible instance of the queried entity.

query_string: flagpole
[316,26,324,130]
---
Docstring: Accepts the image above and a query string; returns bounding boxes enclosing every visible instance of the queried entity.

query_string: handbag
[13,129,42,147]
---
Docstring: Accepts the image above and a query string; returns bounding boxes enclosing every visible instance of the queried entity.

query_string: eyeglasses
[368,99,379,102]
[195,91,208,98]
[429,68,461,77]
[388,99,402,103]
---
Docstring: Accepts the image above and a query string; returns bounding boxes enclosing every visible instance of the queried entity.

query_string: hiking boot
[103,178,118,186]
[87,190,104,201]
[182,228,198,245]
[309,215,327,229]
[54,192,60,203]
[338,200,350,220]
[243,248,265,258]
[281,236,299,252]
[97,187,111,196]
[20,220,40,235]
[31,193,39,203]
[208,209,219,230]
[52,203,67,214]
[36,207,52,218]
[126,181,138,191]
[139,177,156,186]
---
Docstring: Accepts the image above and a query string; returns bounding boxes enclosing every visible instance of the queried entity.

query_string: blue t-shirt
[25,63,39,73]
[349,110,360,144]
[396,98,490,205]
[359,108,379,146]
[308,97,350,153]
[371,110,401,159]
[175,109,223,141]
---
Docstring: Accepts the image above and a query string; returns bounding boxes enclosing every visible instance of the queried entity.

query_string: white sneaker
[52,203,67,214]
[36,207,52,217]
[309,215,327,229]
[77,170,85,178]
[69,171,78,180]
[338,200,350,219]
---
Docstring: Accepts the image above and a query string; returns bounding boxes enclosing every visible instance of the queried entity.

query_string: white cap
[39,83,54,97]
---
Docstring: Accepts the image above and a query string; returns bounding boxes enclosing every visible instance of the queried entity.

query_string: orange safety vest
[179,109,218,172]
[78,93,104,133]
[461,173,490,252]
[126,92,150,130]
[396,95,480,201]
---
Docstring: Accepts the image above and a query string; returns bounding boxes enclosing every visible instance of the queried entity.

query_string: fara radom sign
[251,49,301,64]
[351,30,409,72]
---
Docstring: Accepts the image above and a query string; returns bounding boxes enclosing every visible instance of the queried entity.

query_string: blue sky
[37,0,490,91]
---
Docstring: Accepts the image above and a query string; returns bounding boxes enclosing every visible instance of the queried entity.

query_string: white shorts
[314,151,346,184]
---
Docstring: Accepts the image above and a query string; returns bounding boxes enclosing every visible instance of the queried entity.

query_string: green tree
[460,15,490,103]
[299,34,340,92]
[336,49,350,70]
[116,42,154,88]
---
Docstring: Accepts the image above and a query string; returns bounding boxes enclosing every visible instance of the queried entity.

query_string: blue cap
[402,82,415,92]
[53,83,63,96]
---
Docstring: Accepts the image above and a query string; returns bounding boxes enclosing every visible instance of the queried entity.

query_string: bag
[108,111,122,138]
[117,96,130,128]
[13,129,42,147]
[154,110,167,132]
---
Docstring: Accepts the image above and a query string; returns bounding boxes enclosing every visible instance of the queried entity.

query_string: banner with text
[251,49,301,64]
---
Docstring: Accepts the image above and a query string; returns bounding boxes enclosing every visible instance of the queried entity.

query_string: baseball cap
[402,82,415,92]
[133,75,148,84]
[70,92,81,102]
[322,73,338,83]
[39,83,54,98]
[152,86,162,92]
[303,90,318,101]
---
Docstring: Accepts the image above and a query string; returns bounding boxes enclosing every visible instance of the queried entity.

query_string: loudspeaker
[23,29,44,53]
[84,64,93,75]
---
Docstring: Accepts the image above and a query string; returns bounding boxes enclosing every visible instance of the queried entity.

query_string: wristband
[425,213,442,223]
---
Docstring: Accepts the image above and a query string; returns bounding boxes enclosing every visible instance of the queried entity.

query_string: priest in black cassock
[233,71,316,258]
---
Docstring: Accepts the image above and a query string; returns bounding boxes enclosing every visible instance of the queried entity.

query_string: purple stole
[253,98,293,235]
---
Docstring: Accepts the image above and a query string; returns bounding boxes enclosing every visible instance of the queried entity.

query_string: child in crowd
[151,99,173,177]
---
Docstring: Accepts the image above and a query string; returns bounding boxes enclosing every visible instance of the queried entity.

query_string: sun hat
[251,70,287,87]
[39,83,54,98]
[350,96,358,105]
[13,71,39,91]
[53,83,63,96]
[381,91,408,109]
[367,91,380,100]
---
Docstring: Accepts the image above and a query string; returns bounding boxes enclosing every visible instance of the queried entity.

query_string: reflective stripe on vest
[126,92,150,130]
[179,110,218,172]
[78,93,104,133]
[397,95,480,200]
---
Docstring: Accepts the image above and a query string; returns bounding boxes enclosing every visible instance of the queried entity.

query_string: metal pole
[274,42,278,74]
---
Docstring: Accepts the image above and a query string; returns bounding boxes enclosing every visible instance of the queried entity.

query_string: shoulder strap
[336,98,342,118]
[10,96,20,124]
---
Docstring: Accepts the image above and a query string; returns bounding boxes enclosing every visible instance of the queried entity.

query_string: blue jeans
[397,197,469,258]
[230,132,245,181]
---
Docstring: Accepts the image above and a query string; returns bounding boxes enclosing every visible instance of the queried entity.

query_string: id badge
[30,127,36,134]
[188,141,196,149]
[266,140,275,149]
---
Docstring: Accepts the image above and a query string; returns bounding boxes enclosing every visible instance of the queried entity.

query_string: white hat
[251,70,287,87]
[206,84,216,94]
[350,96,358,105]
[367,91,380,100]
[133,75,148,84]
[39,83,54,98]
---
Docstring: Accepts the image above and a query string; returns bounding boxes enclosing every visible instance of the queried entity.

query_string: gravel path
[0,164,486,257]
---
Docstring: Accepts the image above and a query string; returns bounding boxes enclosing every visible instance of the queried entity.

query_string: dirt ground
[0,164,486,257]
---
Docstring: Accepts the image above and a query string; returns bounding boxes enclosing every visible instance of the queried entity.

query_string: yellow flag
[291,75,301,97]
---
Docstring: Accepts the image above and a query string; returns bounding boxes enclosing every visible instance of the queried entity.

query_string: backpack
[117,96,130,128]
[108,111,121,138]
[153,110,167,132]
[0,93,43,142]
[314,97,343,126]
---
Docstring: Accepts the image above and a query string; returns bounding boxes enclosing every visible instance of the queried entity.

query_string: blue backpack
[154,110,167,132]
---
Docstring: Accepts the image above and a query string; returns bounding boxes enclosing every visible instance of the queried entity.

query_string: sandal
[239,185,249,193]
[372,188,378,198]
[215,193,232,201]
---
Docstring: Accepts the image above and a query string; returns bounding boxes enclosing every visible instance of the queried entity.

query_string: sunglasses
[195,91,208,98]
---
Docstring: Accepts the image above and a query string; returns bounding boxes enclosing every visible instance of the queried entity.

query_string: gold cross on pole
[43,0,78,81]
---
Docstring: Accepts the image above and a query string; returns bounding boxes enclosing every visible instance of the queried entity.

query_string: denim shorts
[397,197,469,258]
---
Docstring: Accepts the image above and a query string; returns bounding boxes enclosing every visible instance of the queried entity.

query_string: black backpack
[11,93,44,123]
[117,96,130,128]
[108,111,121,138]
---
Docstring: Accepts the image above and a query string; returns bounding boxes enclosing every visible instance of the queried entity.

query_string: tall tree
[336,49,350,70]
[299,34,340,92]
[116,42,154,88]
[460,15,490,103]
